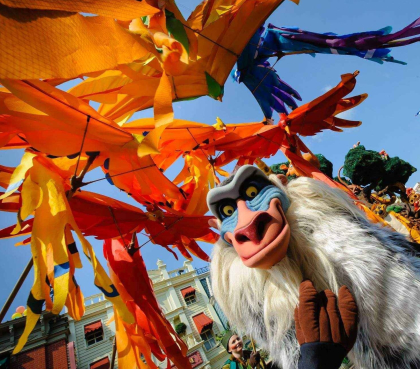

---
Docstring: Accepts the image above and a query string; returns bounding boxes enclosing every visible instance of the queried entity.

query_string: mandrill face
[207,165,291,269]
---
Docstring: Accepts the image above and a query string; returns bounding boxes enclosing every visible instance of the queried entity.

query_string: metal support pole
[0,258,33,323]
[110,336,117,369]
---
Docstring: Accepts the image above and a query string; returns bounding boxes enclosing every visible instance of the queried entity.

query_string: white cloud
[322,85,333,93]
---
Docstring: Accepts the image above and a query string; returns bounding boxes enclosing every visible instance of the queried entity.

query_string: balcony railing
[168,268,188,278]
[182,333,200,349]
[195,266,210,275]
[84,293,105,306]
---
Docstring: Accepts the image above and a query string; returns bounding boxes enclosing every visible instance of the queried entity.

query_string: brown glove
[294,280,358,352]
[249,351,261,368]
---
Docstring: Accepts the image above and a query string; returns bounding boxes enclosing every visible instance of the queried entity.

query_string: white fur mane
[211,176,420,369]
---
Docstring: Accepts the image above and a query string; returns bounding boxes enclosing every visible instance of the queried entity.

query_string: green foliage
[386,205,403,213]
[343,145,416,188]
[270,162,289,175]
[175,322,187,335]
[271,155,331,180]
[377,156,417,190]
[343,145,385,186]
[315,154,333,178]
[333,176,352,185]
[215,327,231,342]
[270,162,296,181]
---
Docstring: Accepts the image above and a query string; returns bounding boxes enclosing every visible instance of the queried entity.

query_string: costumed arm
[295,280,358,369]
[233,17,420,118]
[264,18,420,64]
[248,350,263,368]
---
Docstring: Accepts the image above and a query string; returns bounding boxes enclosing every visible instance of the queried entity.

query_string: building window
[84,321,104,346]
[213,301,229,330]
[200,278,212,298]
[184,294,197,306]
[200,329,216,351]
[89,356,110,369]
[86,330,103,346]
[181,286,196,305]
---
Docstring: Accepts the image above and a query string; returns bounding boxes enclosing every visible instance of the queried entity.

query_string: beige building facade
[65,260,230,369]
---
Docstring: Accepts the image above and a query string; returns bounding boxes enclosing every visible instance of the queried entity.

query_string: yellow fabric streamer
[115,309,150,369]
[154,71,174,128]
[0,152,35,200]
[13,158,134,354]
[64,225,85,321]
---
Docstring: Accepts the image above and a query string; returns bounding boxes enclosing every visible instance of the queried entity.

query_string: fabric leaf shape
[0,152,35,200]
[205,72,224,100]
[12,157,134,354]
[166,10,190,54]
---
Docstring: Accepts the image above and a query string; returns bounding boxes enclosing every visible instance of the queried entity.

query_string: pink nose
[234,212,273,244]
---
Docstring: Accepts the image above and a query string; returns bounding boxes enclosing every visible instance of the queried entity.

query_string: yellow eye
[222,205,235,217]
[245,185,259,199]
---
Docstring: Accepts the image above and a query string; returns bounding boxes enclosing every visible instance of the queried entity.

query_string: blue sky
[0,0,419,320]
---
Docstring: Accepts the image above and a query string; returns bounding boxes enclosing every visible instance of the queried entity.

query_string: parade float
[0,0,419,367]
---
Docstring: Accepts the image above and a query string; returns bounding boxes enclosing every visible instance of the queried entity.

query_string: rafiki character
[207,165,420,369]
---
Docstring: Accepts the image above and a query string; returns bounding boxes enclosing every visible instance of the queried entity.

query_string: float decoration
[0,0,418,367]
[11,306,26,320]
[233,17,420,118]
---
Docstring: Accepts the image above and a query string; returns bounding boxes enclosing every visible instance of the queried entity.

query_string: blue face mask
[220,185,290,245]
